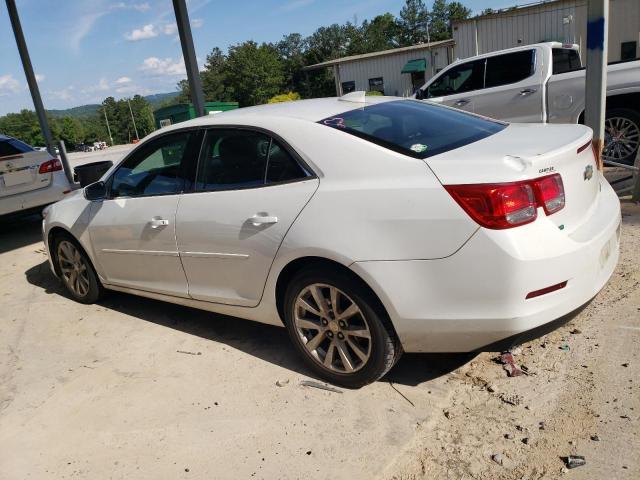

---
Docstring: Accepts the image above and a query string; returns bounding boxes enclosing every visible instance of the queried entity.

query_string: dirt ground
[0,196,638,479]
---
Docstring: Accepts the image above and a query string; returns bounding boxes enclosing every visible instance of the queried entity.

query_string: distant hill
[47,92,181,118]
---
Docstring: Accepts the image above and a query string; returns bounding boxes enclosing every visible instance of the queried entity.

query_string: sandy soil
[384,200,640,480]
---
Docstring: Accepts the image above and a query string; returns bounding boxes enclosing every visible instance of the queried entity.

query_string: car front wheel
[284,267,401,388]
[54,234,104,304]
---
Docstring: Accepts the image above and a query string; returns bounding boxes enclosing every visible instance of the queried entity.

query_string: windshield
[320,100,505,159]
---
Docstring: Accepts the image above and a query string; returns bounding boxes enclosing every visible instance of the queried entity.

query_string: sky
[0,0,520,115]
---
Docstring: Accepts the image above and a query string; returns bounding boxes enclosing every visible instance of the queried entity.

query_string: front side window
[320,100,505,159]
[368,77,384,94]
[196,129,307,191]
[485,50,535,88]
[110,132,193,198]
[426,60,484,98]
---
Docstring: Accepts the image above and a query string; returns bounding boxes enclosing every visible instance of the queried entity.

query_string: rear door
[0,137,52,198]
[176,128,318,307]
[423,59,485,113]
[471,48,545,123]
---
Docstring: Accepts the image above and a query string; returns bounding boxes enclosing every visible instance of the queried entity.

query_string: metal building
[452,0,639,63]
[304,40,455,97]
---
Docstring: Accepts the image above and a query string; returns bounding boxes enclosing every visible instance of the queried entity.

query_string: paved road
[67,144,134,168]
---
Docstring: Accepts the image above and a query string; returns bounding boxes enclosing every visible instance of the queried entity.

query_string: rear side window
[196,129,308,191]
[552,48,582,74]
[0,138,32,157]
[320,100,505,159]
[485,50,535,88]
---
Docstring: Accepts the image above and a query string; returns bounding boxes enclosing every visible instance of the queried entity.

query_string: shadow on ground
[0,213,42,254]
[25,259,473,388]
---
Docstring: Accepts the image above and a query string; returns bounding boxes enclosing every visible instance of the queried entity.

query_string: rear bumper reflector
[526,281,568,299]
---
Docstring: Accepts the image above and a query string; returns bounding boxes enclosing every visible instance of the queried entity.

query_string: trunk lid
[0,150,53,198]
[426,123,599,233]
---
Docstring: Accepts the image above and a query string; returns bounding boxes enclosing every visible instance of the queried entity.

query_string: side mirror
[415,89,425,100]
[84,181,107,201]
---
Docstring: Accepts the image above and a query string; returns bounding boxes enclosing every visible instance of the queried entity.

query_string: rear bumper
[0,171,71,216]
[351,177,621,352]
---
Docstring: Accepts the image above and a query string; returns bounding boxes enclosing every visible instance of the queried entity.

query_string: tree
[277,34,309,94]
[446,2,472,34]
[429,0,450,41]
[398,0,429,46]
[361,13,400,52]
[224,41,285,107]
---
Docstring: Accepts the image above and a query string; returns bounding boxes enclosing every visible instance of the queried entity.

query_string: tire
[283,266,401,388]
[52,232,104,304]
[603,108,640,165]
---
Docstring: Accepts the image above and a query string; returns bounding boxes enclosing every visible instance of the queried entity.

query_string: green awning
[401,59,426,73]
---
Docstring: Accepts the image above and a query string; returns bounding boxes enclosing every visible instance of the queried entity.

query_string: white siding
[453,0,638,63]
[336,45,452,97]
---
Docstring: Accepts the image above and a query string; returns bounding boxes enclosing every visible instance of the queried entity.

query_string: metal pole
[172,0,205,117]
[57,140,76,186]
[584,0,609,172]
[127,99,139,141]
[5,0,55,156]
[103,107,114,146]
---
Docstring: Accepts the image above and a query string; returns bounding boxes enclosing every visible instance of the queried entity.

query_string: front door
[88,130,198,297]
[424,58,485,114]
[176,128,318,307]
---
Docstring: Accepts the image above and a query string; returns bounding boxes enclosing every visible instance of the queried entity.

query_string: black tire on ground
[604,108,640,165]
[283,266,401,388]
[52,232,105,304]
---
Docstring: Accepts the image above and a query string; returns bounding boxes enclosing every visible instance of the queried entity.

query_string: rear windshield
[320,100,505,159]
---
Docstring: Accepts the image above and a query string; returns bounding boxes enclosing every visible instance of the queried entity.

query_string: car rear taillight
[445,174,565,230]
[38,159,62,174]
[533,174,565,215]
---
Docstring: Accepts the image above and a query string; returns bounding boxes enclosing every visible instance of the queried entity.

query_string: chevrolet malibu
[42,94,621,387]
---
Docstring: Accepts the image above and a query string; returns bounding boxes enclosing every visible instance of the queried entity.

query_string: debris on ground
[299,380,342,394]
[497,352,524,377]
[176,350,201,356]
[564,455,586,469]
[570,328,582,334]
[389,382,415,407]
[504,433,514,440]
[491,453,504,465]
[559,344,570,351]
[275,379,290,387]
[590,434,600,441]
[499,393,523,406]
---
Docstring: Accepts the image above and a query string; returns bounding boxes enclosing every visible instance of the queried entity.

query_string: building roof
[453,0,567,25]
[303,39,455,70]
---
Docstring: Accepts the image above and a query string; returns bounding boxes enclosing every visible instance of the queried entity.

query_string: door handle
[520,88,537,96]
[149,218,169,229]
[250,214,278,226]
[454,98,470,106]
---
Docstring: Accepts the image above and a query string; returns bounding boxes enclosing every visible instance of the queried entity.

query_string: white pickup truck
[416,42,640,164]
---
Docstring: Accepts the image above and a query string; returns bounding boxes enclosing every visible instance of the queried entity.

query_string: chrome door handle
[454,98,470,106]
[149,218,169,228]
[250,215,278,226]
[520,88,537,96]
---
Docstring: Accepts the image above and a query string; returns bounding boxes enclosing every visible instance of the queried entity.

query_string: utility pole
[127,99,139,141]
[173,0,205,117]
[102,107,114,146]
[584,0,609,171]
[6,0,55,156]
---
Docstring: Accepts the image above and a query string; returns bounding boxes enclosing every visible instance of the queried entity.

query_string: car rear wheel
[284,267,401,388]
[603,108,640,165]
[54,234,104,304]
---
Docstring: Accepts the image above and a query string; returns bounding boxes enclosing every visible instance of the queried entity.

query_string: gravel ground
[384,200,640,480]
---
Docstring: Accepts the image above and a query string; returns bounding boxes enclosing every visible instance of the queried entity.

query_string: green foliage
[365,90,384,96]
[398,0,430,46]
[268,92,302,103]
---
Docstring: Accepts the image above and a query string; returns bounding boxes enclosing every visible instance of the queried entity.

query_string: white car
[1,135,71,217]
[42,94,621,387]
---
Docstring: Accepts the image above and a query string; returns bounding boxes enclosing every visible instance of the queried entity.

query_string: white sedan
[1,135,71,217]
[42,94,621,387]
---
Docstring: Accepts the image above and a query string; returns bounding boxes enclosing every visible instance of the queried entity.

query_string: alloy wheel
[603,116,640,163]
[57,240,90,298]
[293,283,372,374]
